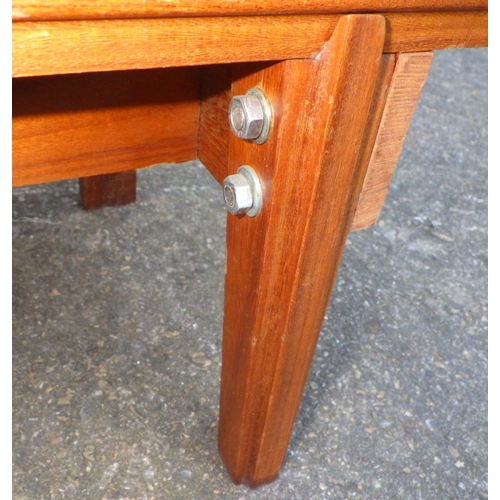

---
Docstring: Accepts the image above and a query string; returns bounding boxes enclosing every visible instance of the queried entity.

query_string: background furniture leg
[79,171,136,210]
[218,14,386,487]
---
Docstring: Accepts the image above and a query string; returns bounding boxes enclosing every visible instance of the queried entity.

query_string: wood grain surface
[12,0,487,22]
[13,11,487,77]
[352,52,434,230]
[13,68,199,186]
[198,66,232,185]
[219,14,386,487]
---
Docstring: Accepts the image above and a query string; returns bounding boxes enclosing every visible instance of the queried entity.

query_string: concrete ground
[13,48,487,499]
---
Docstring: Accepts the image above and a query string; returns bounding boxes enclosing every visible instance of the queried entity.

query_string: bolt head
[222,173,253,215]
[229,95,265,140]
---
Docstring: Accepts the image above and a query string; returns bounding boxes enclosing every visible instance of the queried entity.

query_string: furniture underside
[12,53,431,231]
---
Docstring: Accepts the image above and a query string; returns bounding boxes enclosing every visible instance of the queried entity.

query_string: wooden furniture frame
[13,1,487,488]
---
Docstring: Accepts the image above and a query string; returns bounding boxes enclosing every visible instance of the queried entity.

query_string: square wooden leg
[217,15,386,487]
[79,171,136,210]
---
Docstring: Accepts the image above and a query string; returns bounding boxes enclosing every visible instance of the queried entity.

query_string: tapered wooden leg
[218,15,386,488]
[79,171,136,210]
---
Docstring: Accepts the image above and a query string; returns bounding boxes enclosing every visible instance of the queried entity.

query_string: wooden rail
[13,11,487,77]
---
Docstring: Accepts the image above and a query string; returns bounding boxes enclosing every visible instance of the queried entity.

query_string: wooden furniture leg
[218,14,386,487]
[79,171,137,210]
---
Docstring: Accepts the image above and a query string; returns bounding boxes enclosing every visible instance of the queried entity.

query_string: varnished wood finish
[352,52,434,230]
[196,53,431,233]
[382,11,486,52]
[198,66,232,185]
[219,15,386,487]
[12,0,487,22]
[13,11,487,77]
[12,68,199,186]
[79,171,137,210]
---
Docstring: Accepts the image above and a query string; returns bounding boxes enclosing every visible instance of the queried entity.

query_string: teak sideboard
[12,0,488,488]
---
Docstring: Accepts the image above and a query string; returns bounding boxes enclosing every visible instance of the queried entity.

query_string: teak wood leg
[79,171,137,210]
[218,15,386,487]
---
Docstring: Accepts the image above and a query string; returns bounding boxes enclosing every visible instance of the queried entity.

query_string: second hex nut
[222,166,263,217]
[222,174,253,215]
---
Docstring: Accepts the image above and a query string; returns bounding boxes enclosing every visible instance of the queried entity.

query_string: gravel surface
[13,48,487,499]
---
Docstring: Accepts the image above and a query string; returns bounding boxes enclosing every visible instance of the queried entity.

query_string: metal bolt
[228,88,272,144]
[222,166,263,217]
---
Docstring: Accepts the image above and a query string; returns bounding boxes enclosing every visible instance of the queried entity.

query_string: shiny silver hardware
[228,88,272,144]
[222,166,263,217]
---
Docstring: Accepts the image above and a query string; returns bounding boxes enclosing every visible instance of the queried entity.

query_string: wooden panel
[12,68,199,186]
[12,0,487,22]
[198,65,232,185]
[352,52,434,230]
[79,171,136,210]
[12,11,487,77]
[219,15,386,487]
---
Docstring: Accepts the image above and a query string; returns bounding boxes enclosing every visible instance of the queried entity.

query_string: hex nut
[222,173,253,215]
[228,88,272,144]
[222,166,263,217]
